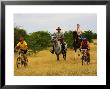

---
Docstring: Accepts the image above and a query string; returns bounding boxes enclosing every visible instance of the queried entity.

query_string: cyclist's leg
[24,54,27,60]
[23,50,28,62]
[81,51,84,60]
[81,48,84,60]
[19,49,22,55]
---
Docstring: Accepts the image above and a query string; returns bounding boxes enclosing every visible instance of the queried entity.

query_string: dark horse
[72,31,82,59]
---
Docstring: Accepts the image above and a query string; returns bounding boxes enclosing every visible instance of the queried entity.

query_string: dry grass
[14,43,97,76]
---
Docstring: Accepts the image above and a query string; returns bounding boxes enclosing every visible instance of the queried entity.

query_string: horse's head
[73,31,78,39]
[73,31,81,50]
[52,38,58,47]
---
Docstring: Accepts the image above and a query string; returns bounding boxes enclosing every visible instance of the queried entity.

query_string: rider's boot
[62,43,66,53]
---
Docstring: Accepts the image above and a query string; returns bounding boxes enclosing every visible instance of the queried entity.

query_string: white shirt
[75,28,82,36]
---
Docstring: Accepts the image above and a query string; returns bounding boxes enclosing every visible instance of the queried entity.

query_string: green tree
[64,31,73,48]
[82,30,94,43]
[92,33,97,39]
[27,31,51,53]
[14,27,27,47]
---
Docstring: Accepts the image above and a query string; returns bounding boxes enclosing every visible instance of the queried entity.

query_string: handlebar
[81,49,87,51]
[80,49,90,51]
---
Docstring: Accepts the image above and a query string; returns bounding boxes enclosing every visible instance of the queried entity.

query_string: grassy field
[14,42,97,76]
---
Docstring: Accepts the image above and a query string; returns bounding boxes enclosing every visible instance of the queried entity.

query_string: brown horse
[72,31,82,59]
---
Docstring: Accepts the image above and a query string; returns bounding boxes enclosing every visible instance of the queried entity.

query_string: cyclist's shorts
[20,49,27,54]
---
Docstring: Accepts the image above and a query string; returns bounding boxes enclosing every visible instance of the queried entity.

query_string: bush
[92,33,97,39]
[27,31,51,53]
[82,30,96,43]
[64,31,73,48]
[14,26,97,52]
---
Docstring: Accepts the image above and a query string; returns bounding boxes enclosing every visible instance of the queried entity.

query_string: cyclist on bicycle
[80,37,90,62]
[80,37,90,50]
[15,36,28,61]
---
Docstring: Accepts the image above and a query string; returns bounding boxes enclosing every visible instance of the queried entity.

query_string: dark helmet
[82,37,87,42]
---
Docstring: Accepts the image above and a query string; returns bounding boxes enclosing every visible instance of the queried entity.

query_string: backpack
[82,39,88,49]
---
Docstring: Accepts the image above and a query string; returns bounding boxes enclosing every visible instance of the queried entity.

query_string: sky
[14,14,97,34]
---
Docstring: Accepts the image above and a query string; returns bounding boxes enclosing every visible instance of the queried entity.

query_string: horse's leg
[65,53,66,60]
[74,51,76,60]
[63,54,64,58]
[62,49,66,60]
[82,58,83,65]
[78,49,81,56]
[57,54,59,61]
[78,39,81,57]
[63,52,66,60]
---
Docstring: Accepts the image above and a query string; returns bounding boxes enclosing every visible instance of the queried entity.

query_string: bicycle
[16,50,28,68]
[81,49,90,65]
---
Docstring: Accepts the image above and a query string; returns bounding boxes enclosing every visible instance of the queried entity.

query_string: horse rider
[75,24,83,40]
[50,27,66,54]
[15,36,28,61]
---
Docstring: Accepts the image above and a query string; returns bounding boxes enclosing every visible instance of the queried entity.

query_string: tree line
[14,27,97,52]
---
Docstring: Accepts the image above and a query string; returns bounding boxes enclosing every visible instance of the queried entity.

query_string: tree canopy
[14,27,97,52]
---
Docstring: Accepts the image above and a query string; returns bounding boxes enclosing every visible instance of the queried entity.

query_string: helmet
[83,37,87,40]
[83,38,88,42]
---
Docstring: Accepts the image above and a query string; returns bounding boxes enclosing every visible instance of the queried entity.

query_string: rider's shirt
[75,28,82,36]
[17,41,27,50]
[53,32,64,40]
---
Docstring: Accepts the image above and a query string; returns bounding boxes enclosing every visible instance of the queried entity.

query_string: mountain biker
[15,36,28,61]
[80,37,90,62]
